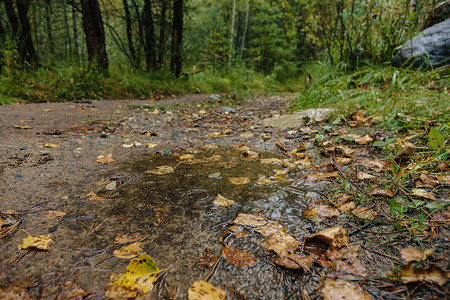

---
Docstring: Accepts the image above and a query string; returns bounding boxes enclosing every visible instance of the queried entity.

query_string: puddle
[66,148,319,298]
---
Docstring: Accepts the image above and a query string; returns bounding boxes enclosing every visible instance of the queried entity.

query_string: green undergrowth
[0,64,300,105]
[290,61,450,131]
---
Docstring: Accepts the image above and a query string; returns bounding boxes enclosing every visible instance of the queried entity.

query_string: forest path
[0,94,448,299]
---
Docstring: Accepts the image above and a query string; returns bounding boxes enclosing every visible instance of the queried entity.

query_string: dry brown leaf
[306,172,339,181]
[240,132,254,138]
[113,242,143,259]
[294,154,312,166]
[43,143,60,148]
[302,205,340,222]
[260,158,283,164]
[188,280,226,300]
[96,154,116,164]
[369,188,394,198]
[233,214,299,256]
[339,201,356,213]
[336,157,353,165]
[43,211,66,219]
[401,264,449,286]
[144,166,174,175]
[263,231,300,257]
[352,207,377,220]
[336,145,356,157]
[210,129,231,137]
[222,245,256,268]
[19,234,54,250]
[233,213,268,227]
[256,177,271,185]
[213,194,235,207]
[355,134,373,145]
[229,177,250,185]
[199,250,218,268]
[326,245,368,278]
[322,280,371,300]
[400,248,434,263]
[274,169,288,175]
[411,188,435,200]
[357,172,376,180]
[305,227,349,249]
[105,273,138,299]
[82,191,106,201]
[357,159,385,172]
[274,254,314,271]
[15,125,32,129]
[114,233,144,244]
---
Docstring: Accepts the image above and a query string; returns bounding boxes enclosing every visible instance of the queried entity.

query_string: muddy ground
[0,94,448,299]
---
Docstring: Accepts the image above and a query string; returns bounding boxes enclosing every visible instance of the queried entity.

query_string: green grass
[0,64,301,105]
[290,61,450,132]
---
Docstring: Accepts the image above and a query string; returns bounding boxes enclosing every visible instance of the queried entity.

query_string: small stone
[208,172,222,180]
[221,106,236,113]
[105,181,117,191]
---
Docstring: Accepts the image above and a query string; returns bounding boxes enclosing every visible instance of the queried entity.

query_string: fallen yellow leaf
[96,154,116,164]
[43,143,60,148]
[144,166,174,175]
[116,253,160,293]
[213,194,235,207]
[188,280,226,300]
[113,242,143,259]
[19,234,54,250]
[229,177,250,185]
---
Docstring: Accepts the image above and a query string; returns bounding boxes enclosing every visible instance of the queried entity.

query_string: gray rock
[209,94,221,100]
[263,108,334,129]
[221,106,236,113]
[392,18,450,69]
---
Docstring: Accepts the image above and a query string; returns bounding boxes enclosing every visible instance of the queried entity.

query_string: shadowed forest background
[0,0,447,104]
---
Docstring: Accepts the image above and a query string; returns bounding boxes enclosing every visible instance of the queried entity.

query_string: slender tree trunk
[157,0,167,68]
[73,4,81,63]
[81,0,108,72]
[143,0,156,71]
[229,0,236,61]
[45,0,54,55]
[131,0,144,61]
[62,0,73,61]
[16,0,37,65]
[240,0,249,58]
[170,0,183,77]
[123,0,137,68]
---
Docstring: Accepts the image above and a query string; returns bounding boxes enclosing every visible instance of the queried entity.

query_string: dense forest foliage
[0,0,441,102]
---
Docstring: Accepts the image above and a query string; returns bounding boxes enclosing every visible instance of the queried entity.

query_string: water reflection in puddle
[86,148,321,297]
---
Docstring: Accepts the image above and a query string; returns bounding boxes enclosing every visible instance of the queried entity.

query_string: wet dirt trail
[0,94,448,299]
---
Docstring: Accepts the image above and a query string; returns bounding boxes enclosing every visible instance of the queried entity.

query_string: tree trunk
[123,0,137,68]
[45,0,54,55]
[62,0,73,61]
[240,0,249,58]
[73,4,81,63]
[229,0,236,61]
[81,0,108,72]
[170,0,183,77]
[143,0,156,71]
[16,0,37,66]
[157,0,167,68]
